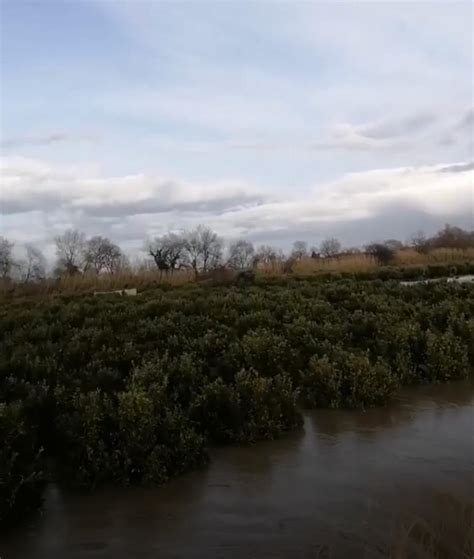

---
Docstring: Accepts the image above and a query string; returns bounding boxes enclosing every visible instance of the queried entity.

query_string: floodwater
[2,380,474,559]
[401,274,474,285]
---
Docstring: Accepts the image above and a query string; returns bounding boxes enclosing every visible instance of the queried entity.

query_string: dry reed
[1,247,473,299]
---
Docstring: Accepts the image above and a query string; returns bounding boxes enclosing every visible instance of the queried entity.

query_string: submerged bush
[56,363,207,487]
[190,370,301,443]
[300,351,397,409]
[0,279,473,524]
[233,369,302,441]
[425,329,470,382]
[117,381,206,484]
[0,402,45,524]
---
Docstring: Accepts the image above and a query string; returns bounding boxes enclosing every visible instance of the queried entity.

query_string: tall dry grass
[0,268,195,298]
[1,247,474,299]
[284,248,474,277]
[390,494,473,559]
[291,253,378,275]
[395,247,474,266]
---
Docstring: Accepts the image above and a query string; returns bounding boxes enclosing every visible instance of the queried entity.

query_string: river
[2,380,473,558]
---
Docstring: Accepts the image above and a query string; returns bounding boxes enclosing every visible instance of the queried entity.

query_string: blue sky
[1,0,473,253]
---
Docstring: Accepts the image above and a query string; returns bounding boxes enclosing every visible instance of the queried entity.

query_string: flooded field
[2,380,473,558]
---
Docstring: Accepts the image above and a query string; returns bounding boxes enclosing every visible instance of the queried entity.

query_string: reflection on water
[401,274,474,286]
[2,380,474,558]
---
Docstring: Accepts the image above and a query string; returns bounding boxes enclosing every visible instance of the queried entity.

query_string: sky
[0,0,473,256]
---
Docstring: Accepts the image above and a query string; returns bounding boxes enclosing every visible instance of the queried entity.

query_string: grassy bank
[1,278,473,525]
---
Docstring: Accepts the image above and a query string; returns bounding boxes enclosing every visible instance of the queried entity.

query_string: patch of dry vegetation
[272,248,474,277]
[390,494,473,559]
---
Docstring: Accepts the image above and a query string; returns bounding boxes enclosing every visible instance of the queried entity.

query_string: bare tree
[54,229,86,276]
[183,226,223,278]
[432,224,473,249]
[365,242,395,265]
[253,245,278,266]
[148,232,187,278]
[291,240,308,260]
[164,233,187,271]
[148,239,170,277]
[19,244,47,282]
[116,253,131,272]
[199,226,223,272]
[320,237,341,258]
[84,236,123,274]
[344,247,361,255]
[410,230,430,254]
[227,239,255,270]
[310,246,321,259]
[384,239,404,252]
[0,236,15,279]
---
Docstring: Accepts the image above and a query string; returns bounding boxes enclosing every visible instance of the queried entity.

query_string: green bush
[56,375,207,487]
[425,330,470,381]
[300,351,397,409]
[234,369,302,441]
[1,278,473,524]
[0,402,45,524]
[190,370,301,443]
[190,378,241,442]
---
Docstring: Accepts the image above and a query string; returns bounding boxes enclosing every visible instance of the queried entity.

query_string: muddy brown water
[2,380,474,559]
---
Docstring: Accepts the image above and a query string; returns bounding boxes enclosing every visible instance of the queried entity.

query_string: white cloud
[1,155,471,250]
[0,156,266,217]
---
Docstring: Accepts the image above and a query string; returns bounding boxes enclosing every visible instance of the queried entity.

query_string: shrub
[190,378,241,443]
[234,369,302,442]
[117,381,206,484]
[365,243,395,266]
[425,329,470,381]
[300,351,397,409]
[223,328,292,379]
[0,402,45,524]
[56,378,207,487]
[1,278,473,524]
[55,388,119,485]
[190,371,301,443]
[300,355,341,408]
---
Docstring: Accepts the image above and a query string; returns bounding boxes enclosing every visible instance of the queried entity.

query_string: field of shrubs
[1,276,473,525]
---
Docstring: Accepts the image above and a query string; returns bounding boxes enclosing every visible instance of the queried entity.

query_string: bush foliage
[1,279,473,524]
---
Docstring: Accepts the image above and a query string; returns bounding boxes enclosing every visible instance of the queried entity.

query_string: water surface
[2,380,474,558]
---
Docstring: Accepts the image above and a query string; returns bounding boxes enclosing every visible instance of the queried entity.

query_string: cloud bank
[1,155,471,250]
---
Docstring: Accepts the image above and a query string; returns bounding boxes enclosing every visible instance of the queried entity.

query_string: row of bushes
[1,279,473,524]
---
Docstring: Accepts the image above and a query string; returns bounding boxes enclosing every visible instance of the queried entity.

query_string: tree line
[0,224,473,283]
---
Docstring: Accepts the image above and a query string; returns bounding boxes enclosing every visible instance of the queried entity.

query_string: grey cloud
[0,132,100,149]
[359,112,437,140]
[234,204,473,250]
[52,201,470,253]
[456,108,474,131]
[438,161,474,173]
[1,133,71,149]
[0,157,268,218]
[436,110,473,149]
[79,192,266,218]
[1,190,266,218]
[312,107,472,152]
[2,156,470,254]
[1,193,63,215]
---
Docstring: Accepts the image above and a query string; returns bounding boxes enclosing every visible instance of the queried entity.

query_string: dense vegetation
[1,277,473,525]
